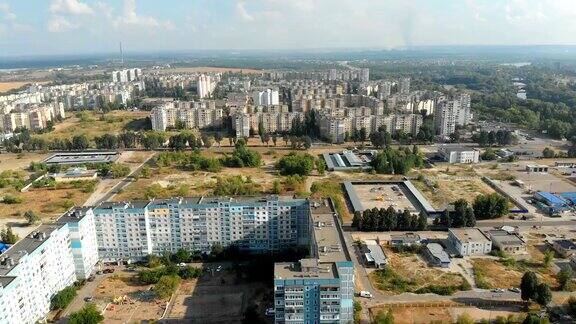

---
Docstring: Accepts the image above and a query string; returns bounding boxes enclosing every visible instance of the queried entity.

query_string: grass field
[370,305,526,324]
[34,110,150,142]
[0,81,34,93]
[369,246,470,295]
[471,257,557,290]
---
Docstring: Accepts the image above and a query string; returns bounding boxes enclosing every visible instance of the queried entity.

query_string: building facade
[0,208,99,324]
[448,228,492,256]
[93,196,310,262]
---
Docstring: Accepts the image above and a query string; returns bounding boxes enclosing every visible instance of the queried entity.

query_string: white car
[359,291,373,298]
[265,308,275,316]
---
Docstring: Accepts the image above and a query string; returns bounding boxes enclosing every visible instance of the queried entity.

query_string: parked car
[103,268,115,274]
[87,275,95,282]
[265,308,275,316]
[84,296,94,302]
[359,291,373,298]
[509,287,521,293]
[216,265,222,272]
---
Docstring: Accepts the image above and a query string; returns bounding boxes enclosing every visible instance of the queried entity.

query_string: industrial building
[423,243,451,268]
[362,240,388,269]
[322,150,375,171]
[447,228,492,256]
[487,230,526,255]
[552,240,576,258]
[390,233,422,246]
[526,164,549,173]
[438,145,480,164]
[43,151,119,165]
[533,191,570,214]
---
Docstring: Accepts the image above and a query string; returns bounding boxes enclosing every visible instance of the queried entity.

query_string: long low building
[44,151,119,165]
[323,150,375,171]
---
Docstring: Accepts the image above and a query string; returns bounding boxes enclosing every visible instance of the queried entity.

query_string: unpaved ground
[0,152,48,172]
[147,67,265,74]
[371,305,526,324]
[94,271,166,323]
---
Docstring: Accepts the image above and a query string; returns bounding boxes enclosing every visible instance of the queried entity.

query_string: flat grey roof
[365,243,387,265]
[449,228,490,243]
[44,151,119,165]
[426,243,450,263]
[488,230,525,246]
[0,224,63,276]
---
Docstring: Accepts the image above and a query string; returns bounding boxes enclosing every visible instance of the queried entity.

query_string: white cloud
[236,1,254,21]
[0,3,16,21]
[49,0,93,15]
[114,0,174,29]
[47,16,78,32]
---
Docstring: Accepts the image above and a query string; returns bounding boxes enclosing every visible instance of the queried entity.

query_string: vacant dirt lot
[0,81,32,93]
[94,271,166,323]
[412,177,495,209]
[0,152,48,172]
[371,305,526,324]
[369,246,470,295]
[471,258,556,290]
[166,263,269,323]
[34,110,150,142]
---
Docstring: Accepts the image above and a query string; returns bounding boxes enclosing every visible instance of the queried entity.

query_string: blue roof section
[536,192,566,206]
[559,192,576,204]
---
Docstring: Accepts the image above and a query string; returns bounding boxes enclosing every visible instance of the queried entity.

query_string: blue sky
[0,0,575,56]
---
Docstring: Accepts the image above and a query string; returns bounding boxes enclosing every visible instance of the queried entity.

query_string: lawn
[34,110,150,142]
[369,247,471,295]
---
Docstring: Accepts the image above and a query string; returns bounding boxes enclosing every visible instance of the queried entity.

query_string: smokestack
[120,41,124,66]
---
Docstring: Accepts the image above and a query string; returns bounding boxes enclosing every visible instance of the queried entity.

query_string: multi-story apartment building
[448,228,492,256]
[56,207,100,280]
[150,101,224,131]
[253,88,280,106]
[435,94,472,136]
[233,112,304,138]
[274,199,354,324]
[0,208,99,323]
[112,68,142,83]
[198,74,218,98]
[92,196,310,262]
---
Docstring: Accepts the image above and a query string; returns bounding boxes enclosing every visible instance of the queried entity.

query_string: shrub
[50,286,77,310]
[153,275,181,299]
[276,153,315,176]
[2,194,23,204]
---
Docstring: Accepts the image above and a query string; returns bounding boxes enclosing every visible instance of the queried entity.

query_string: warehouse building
[448,228,492,256]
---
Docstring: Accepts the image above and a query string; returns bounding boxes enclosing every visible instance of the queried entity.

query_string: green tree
[214,132,224,147]
[109,163,130,178]
[472,193,509,220]
[272,179,281,194]
[50,286,77,310]
[140,165,152,178]
[69,303,104,324]
[557,267,573,290]
[1,226,19,244]
[534,283,552,307]
[153,275,181,299]
[374,309,394,324]
[520,271,538,302]
[522,313,549,324]
[542,250,554,268]
[456,313,474,324]
[542,147,555,158]
[24,210,40,225]
[276,153,315,176]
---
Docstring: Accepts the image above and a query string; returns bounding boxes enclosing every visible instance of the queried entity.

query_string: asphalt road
[477,219,576,228]
[90,152,156,206]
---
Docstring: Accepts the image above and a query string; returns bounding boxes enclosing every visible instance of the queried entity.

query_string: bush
[69,303,104,324]
[110,163,130,178]
[178,266,202,279]
[276,153,315,176]
[50,286,77,310]
[213,175,260,196]
[139,267,167,284]
[220,142,261,167]
[2,194,23,204]
[153,275,181,299]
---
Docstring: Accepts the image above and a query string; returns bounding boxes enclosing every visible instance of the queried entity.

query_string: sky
[1,0,576,56]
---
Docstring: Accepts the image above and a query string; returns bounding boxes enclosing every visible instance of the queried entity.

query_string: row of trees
[352,207,428,231]
[472,130,517,147]
[434,193,510,228]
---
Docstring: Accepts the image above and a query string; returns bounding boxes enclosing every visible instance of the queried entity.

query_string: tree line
[434,193,509,228]
[371,146,424,175]
[352,207,428,231]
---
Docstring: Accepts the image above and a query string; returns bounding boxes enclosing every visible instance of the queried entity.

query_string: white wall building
[252,89,280,106]
[438,145,480,164]
[435,94,472,136]
[112,68,142,83]
[448,228,492,256]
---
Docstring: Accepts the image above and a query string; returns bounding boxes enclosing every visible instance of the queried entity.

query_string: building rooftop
[56,206,92,224]
[43,151,119,165]
[426,243,450,264]
[449,228,490,243]
[536,192,566,206]
[488,230,525,246]
[390,233,421,244]
[363,240,387,265]
[274,198,350,280]
[553,239,576,251]
[0,224,63,276]
[438,145,478,153]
